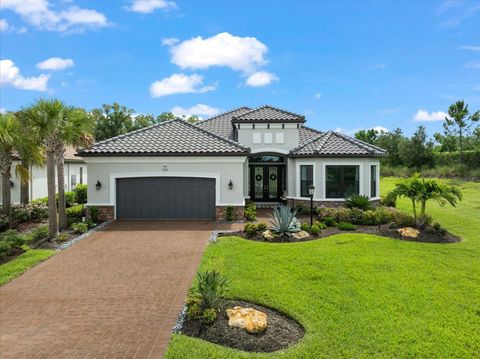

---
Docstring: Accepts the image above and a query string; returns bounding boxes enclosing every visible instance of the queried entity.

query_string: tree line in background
[355,100,479,177]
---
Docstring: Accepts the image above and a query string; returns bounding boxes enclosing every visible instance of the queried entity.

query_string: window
[264,132,273,144]
[80,167,83,185]
[275,133,285,144]
[71,174,77,189]
[300,165,313,197]
[253,133,262,144]
[326,165,359,198]
[370,165,377,198]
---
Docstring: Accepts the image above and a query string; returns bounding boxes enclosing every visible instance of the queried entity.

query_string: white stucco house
[0,146,87,204]
[79,106,386,221]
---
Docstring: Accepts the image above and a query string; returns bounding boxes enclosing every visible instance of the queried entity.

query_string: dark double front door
[250,165,285,201]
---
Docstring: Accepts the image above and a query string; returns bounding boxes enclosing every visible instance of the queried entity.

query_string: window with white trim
[300,165,313,197]
[325,165,359,198]
[370,165,377,198]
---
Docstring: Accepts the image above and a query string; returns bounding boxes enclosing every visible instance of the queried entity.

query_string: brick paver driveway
[0,220,237,359]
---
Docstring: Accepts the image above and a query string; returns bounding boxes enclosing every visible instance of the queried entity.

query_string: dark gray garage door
[116,177,215,219]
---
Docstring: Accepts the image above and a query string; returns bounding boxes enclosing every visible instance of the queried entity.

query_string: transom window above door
[325,165,359,198]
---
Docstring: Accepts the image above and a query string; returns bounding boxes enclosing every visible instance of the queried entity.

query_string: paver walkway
[0,220,239,359]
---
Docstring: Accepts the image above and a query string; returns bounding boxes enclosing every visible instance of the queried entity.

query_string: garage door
[116,177,215,219]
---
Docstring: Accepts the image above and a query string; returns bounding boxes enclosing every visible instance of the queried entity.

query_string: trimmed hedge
[433,150,480,169]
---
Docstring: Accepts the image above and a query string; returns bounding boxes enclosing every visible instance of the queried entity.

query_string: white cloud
[0,59,49,91]
[465,61,480,69]
[162,37,179,46]
[315,93,322,99]
[459,45,480,51]
[171,104,221,118]
[128,0,176,13]
[371,126,388,133]
[245,71,278,87]
[149,73,215,97]
[413,109,449,122]
[0,0,109,32]
[36,57,74,71]
[170,32,268,73]
[0,19,8,31]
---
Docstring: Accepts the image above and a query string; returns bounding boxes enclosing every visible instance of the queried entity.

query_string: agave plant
[270,204,301,235]
[190,269,229,310]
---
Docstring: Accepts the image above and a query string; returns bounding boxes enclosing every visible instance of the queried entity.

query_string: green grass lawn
[165,177,480,358]
[0,247,55,286]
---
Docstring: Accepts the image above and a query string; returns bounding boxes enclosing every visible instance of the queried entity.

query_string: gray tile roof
[80,119,250,156]
[232,105,305,123]
[196,107,251,140]
[290,131,386,157]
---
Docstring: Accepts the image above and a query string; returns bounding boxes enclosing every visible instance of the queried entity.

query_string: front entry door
[251,166,283,201]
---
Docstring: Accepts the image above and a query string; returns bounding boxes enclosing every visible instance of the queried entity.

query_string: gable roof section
[196,107,251,140]
[79,119,250,156]
[290,131,386,157]
[232,105,305,123]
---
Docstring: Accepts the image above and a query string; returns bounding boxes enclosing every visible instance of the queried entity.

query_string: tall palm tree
[0,113,40,222]
[56,108,94,230]
[21,99,69,238]
[387,174,462,226]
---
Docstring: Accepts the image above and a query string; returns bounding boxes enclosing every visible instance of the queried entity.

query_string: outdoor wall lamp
[308,184,315,226]
[96,180,102,190]
[228,180,233,190]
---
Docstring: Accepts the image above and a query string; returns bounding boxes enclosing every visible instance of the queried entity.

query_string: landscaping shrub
[310,224,321,235]
[317,207,351,223]
[337,222,357,231]
[28,203,48,221]
[56,233,69,242]
[89,206,99,223]
[345,194,372,211]
[187,269,229,324]
[323,216,337,227]
[11,205,30,223]
[271,205,301,235]
[0,230,25,260]
[244,201,257,221]
[64,191,76,207]
[71,222,89,234]
[74,184,88,204]
[66,204,85,221]
[301,223,311,231]
[225,206,234,221]
[31,225,49,242]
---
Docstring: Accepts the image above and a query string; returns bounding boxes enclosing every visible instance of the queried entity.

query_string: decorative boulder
[291,230,310,240]
[226,306,268,333]
[262,230,275,241]
[397,227,420,238]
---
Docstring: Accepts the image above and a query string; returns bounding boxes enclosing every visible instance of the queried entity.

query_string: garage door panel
[116,177,215,219]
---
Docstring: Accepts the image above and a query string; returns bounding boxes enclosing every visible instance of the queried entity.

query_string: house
[79,106,386,221]
[0,146,87,204]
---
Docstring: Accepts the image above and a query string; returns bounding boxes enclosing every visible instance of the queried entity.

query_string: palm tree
[387,174,462,226]
[56,108,94,230]
[21,99,69,238]
[0,113,40,222]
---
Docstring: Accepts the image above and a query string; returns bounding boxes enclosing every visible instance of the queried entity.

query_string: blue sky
[1,0,479,135]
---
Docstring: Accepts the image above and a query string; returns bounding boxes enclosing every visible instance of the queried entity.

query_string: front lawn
[0,248,55,286]
[165,178,480,358]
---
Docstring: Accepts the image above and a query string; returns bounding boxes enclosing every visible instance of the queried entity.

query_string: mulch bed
[227,224,461,244]
[181,299,304,353]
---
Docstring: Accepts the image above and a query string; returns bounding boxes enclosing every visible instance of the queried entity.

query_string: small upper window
[300,165,313,197]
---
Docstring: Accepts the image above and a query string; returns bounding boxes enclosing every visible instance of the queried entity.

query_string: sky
[0,0,479,136]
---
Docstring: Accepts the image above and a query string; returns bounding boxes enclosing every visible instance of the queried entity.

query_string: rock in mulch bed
[181,300,304,353]
[229,224,461,244]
